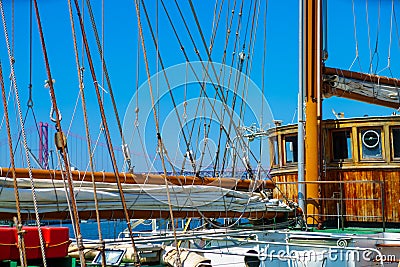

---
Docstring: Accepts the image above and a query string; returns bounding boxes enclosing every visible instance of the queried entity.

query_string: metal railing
[274,180,387,230]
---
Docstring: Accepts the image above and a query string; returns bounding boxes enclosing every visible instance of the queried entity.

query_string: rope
[66,91,81,140]
[0,1,46,266]
[67,0,106,265]
[161,0,260,180]
[56,142,76,251]
[72,0,140,264]
[349,0,362,71]
[394,2,400,50]
[0,62,27,267]
[237,0,261,142]
[260,0,268,169]
[0,239,71,249]
[213,0,238,175]
[135,1,182,265]
[84,0,132,171]
[189,0,226,174]
[31,1,86,266]
[226,0,258,177]
[139,0,274,230]
[161,0,246,162]
[11,0,13,56]
[377,0,394,75]
[140,0,196,176]
[219,0,245,175]
[365,0,381,74]
[27,0,33,109]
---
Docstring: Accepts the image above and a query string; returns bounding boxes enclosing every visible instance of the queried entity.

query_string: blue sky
[0,0,399,171]
[2,1,397,125]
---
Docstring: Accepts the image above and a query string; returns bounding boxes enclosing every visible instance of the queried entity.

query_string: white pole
[297,0,306,214]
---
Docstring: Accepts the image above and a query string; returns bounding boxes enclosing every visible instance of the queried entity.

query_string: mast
[298,0,306,216]
[304,0,322,225]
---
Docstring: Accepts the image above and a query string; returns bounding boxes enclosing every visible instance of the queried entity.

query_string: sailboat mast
[298,0,306,217]
[303,0,322,225]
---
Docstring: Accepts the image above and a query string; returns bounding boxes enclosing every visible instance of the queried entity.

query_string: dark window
[361,129,382,159]
[270,137,279,165]
[332,130,352,160]
[285,135,298,164]
[392,128,400,158]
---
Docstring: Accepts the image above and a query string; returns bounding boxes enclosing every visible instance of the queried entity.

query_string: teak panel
[271,169,400,223]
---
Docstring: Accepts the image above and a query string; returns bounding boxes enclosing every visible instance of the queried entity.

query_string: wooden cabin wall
[272,169,400,224]
[273,172,298,202]
[325,169,399,223]
[381,170,400,222]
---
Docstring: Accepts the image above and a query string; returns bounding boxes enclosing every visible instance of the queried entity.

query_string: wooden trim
[0,168,274,191]
[0,209,296,221]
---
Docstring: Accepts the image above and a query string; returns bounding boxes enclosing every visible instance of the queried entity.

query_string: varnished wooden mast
[304,0,321,224]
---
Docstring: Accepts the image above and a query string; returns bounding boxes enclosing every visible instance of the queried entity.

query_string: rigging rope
[365,0,381,74]
[219,0,247,176]
[28,0,33,108]
[0,62,27,267]
[349,0,362,71]
[72,0,141,264]
[238,0,261,128]
[84,0,133,172]
[140,0,197,176]
[159,0,258,179]
[134,1,182,265]
[32,0,86,265]
[67,0,106,265]
[181,1,288,202]
[213,0,237,175]
[137,0,282,231]
[378,0,394,75]
[0,1,47,265]
[187,0,225,174]
[228,0,258,177]
[209,0,224,53]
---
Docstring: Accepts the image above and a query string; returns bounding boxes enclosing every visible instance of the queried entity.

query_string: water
[59,218,205,240]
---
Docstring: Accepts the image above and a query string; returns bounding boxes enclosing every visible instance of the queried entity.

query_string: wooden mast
[304,0,321,224]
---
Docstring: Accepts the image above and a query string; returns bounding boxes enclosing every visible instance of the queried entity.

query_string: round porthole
[362,130,380,149]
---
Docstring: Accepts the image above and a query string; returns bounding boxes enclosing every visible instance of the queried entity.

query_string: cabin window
[392,128,400,159]
[284,135,298,164]
[332,130,352,160]
[360,129,382,159]
[270,136,279,165]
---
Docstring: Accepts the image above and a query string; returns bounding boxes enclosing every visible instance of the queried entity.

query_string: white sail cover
[0,177,292,215]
